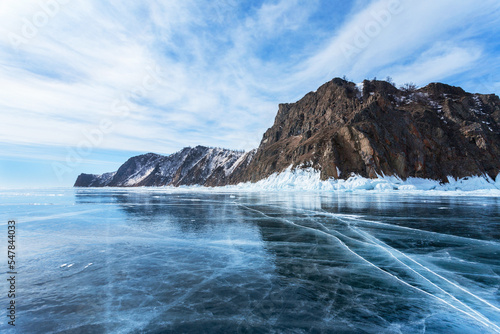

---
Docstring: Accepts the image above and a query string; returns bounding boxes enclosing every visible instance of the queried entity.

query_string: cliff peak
[234,78,500,183]
[75,77,500,187]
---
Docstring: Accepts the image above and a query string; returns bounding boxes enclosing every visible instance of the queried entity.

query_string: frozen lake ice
[0,188,499,333]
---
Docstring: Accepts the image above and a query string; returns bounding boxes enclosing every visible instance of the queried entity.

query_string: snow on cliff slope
[75,146,247,187]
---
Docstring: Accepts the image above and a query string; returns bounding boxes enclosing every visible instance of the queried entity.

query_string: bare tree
[401,82,417,93]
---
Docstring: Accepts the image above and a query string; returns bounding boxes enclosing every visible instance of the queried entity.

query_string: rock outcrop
[232,78,500,183]
[74,146,255,187]
[75,78,500,187]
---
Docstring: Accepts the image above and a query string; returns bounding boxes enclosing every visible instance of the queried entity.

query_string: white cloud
[390,44,482,86]
[0,0,499,166]
[292,0,500,87]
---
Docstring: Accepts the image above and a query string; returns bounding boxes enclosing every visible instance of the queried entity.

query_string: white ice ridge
[231,166,500,193]
[171,166,500,195]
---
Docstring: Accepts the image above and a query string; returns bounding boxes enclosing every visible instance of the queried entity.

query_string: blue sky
[1,0,500,188]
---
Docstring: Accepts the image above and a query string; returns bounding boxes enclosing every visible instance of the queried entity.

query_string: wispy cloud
[293,0,500,87]
[1,0,500,171]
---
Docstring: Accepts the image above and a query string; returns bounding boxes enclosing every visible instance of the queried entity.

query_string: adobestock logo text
[8,0,70,49]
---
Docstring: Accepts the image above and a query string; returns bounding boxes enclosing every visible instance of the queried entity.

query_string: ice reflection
[99,190,499,332]
[4,189,498,333]
[232,192,500,333]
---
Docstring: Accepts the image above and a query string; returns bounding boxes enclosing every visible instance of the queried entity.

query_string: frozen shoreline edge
[153,167,500,196]
[6,168,500,196]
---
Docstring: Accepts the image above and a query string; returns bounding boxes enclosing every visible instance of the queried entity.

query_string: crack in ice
[236,202,500,332]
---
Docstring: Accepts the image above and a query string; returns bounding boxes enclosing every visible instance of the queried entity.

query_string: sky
[1,0,500,188]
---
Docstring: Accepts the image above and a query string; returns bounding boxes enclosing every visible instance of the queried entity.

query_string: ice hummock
[175,166,500,196]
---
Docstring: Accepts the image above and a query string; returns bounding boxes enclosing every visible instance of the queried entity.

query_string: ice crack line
[343,221,500,332]
[237,203,500,332]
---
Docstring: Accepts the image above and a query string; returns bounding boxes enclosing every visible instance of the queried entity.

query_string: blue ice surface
[0,188,499,333]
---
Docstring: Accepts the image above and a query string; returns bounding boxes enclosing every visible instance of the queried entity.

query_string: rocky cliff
[74,146,255,187]
[231,78,500,183]
[75,78,500,187]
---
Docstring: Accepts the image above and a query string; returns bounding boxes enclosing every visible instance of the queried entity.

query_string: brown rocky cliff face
[231,78,500,183]
[75,78,500,188]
